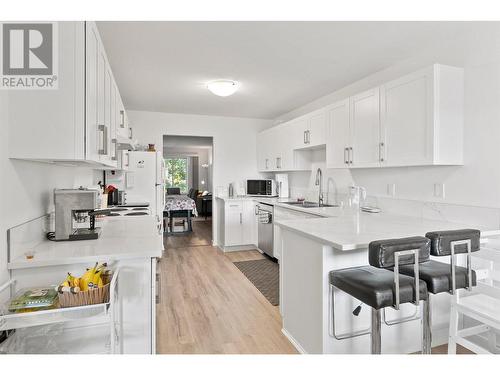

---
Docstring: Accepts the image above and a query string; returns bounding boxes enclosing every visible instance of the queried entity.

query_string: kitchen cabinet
[349,88,381,168]
[217,199,257,250]
[259,64,463,172]
[8,21,130,169]
[380,65,463,166]
[294,109,327,150]
[326,99,350,169]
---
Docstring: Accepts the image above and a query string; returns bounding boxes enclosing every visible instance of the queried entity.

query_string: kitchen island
[276,210,500,354]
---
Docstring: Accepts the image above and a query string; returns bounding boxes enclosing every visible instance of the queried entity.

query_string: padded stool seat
[398,260,477,294]
[330,266,428,310]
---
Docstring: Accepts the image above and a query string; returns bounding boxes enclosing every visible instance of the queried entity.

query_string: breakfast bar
[276,211,500,354]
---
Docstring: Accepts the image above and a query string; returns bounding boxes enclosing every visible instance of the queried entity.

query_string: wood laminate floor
[157,220,472,354]
[157,220,297,354]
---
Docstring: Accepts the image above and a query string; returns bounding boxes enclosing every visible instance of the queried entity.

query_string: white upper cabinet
[349,88,381,168]
[293,109,327,150]
[307,109,327,148]
[380,65,463,166]
[326,99,350,169]
[8,21,128,169]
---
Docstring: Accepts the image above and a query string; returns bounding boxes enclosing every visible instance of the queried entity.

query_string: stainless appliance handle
[98,125,108,155]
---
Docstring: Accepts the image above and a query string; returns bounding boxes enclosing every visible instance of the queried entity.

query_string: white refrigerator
[125,151,165,218]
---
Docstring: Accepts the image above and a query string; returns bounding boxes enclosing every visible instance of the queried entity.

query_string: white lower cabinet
[273,206,323,261]
[218,199,257,250]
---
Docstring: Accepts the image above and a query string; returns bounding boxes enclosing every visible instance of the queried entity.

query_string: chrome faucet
[315,168,324,207]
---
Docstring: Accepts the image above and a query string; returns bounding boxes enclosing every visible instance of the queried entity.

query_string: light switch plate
[387,183,396,197]
[434,183,445,198]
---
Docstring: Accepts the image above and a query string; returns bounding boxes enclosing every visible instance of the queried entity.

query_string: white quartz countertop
[276,211,500,251]
[8,216,163,270]
[216,196,341,217]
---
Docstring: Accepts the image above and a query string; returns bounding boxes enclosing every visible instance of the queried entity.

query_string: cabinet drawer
[225,202,243,211]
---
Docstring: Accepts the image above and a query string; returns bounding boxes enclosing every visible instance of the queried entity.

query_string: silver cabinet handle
[379,142,385,162]
[255,205,259,215]
[129,127,133,139]
[111,138,118,160]
[304,130,307,144]
[126,152,130,167]
[349,147,353,164]
[307,130,311,144]
[265,158,269,169]
[239,212,242,224]
[98,124,108,155]
[344,147,349,164]
[120,110,125,128]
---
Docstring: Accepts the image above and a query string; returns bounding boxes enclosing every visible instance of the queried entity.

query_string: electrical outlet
[387,183,396,197]
[433,183,445,199]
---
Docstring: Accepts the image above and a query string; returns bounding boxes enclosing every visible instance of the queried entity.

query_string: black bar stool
[396,229,480,353]
[329,237,430,354]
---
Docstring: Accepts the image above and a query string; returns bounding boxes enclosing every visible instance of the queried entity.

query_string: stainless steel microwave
[246,179,277,196]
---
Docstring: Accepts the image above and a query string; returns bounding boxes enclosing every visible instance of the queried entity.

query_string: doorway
[163,135,213,246]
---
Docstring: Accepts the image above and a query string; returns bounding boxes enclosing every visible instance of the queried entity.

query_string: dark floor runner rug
[233,258,279,306]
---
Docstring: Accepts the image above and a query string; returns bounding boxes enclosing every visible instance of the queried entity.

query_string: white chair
[448,239,500,354]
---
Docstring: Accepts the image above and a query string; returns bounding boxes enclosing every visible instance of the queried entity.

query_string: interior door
[326,99,350,169]
[349,88,381,168]
[380,71,433,166]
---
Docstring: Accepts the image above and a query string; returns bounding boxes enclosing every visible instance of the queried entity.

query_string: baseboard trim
[281,328,307,354]
[220,244,257,252]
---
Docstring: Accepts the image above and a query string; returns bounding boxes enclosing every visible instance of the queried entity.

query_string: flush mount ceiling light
[206,80,239,97]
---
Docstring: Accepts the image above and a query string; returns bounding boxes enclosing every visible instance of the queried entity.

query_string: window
[165,158,189,193]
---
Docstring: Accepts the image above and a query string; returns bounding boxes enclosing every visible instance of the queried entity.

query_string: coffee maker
[54,188,106,241]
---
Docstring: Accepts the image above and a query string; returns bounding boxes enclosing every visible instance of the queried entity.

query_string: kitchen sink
[282,201,338,208]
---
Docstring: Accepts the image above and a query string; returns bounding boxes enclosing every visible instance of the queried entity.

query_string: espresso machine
[54,188,108,241]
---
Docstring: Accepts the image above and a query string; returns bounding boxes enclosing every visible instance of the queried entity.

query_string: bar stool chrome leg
[371,308,382,354]
[422,299,432,354]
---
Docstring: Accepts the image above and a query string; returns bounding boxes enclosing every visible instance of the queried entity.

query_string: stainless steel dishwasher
[257,203,274,258]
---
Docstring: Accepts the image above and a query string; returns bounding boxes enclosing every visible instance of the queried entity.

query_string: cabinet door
[101,66,115,166]
[257,131,271,172]
[110,78,117,163]
[275,125,294,170]
[292,116,309,149]
[380,70,433,166]
[307,109,327,147]
[85,22,101,163]
[349,88,381,168]
[225,203,243,246]
[326,99,350,169]
[242,201,257,245]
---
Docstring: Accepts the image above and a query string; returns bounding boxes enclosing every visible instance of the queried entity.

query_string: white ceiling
[97,21,487,119]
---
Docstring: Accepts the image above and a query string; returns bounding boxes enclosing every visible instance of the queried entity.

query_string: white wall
[274,25,500,210]
[128,110,273,244]
[0,92,97,284]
